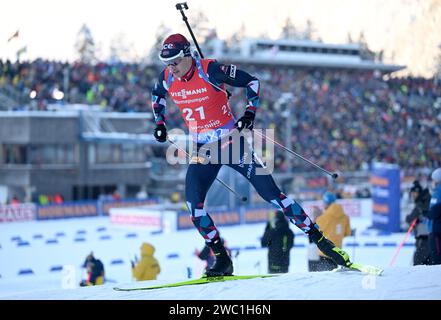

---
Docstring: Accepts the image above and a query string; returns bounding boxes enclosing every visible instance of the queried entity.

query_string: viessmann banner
[370,162,401,232]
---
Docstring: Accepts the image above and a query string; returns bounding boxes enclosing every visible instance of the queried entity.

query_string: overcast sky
[1,0,440,76]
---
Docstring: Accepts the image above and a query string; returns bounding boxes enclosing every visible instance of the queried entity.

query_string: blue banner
[370,162,401,232]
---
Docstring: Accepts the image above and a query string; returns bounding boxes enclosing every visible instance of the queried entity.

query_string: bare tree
[148,22,171,64]
[280,17,298,39]
[279,18,319,41]
[303,19,317,40]
[435,43,441,80]
[226,23,246,48]
[109,33,135,63]
[189,9,211,43]
[74,24,96,64]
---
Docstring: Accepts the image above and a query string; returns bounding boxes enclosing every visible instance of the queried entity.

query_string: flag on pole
[7,30,19,42]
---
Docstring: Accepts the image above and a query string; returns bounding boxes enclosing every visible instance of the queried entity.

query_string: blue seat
[125,233,138,238]
[18,269,34,275]
[345,243,360,247]
[50,265,63,272]
[364,242,379,247]
[46,239,58,244]
[383,242,397,247]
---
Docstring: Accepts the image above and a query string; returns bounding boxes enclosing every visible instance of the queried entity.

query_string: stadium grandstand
[0,36,440,206]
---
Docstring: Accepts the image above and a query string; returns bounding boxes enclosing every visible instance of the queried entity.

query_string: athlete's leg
[185,160,234,276]
[227,136,351,267]
[185,162,222,242]
[225,136,314,232]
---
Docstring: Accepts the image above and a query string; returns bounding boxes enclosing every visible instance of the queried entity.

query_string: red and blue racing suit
[152,56,316,243]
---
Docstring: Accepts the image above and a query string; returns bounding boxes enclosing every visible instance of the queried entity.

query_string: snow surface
[1,215,440,300]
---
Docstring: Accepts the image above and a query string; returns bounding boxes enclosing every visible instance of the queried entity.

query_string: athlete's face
[167,56,192,77]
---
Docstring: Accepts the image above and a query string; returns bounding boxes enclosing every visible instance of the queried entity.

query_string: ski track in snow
[2,266,441,300]
[1,216,441,299]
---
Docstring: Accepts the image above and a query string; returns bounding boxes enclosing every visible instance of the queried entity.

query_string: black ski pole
[176,2,204,58]
[175,2,232,99]
[253,130,339,180]
[175,3,336,180]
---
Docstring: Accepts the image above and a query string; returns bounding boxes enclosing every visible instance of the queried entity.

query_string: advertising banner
[370,162,401,232]
[37,201,98,220]
[0,203,36,223]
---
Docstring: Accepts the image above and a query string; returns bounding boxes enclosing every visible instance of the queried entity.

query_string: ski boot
[307,225,352,268]
[205,238,234,277]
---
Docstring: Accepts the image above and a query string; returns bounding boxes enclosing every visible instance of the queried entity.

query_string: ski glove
[235,111,255,132]
[153,124,167,143]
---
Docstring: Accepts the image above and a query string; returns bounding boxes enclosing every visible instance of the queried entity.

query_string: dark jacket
[405,188,431,237]
[428,184,441,235]
[89,259,105,285]
[261,211,294,273]
[81,255,105,286]
[428,184,441,264]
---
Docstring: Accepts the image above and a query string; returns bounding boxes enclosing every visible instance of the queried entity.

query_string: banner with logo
[370,162,400,232]
[37,201,98,220]
[0,203,36,223]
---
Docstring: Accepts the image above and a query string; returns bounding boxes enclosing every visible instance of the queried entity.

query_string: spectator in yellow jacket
[315,192,352,271]
[131,242,161,281]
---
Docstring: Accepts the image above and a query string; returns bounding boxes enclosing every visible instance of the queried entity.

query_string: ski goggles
[159,50,185,66]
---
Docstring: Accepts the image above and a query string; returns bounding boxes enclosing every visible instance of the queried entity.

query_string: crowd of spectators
[0,59,157,112]
[1,59,440,174]
[238,66,441,174]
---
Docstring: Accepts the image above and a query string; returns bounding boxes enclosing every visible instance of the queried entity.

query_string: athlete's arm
[207,61,260,115]
[151,70,168,125]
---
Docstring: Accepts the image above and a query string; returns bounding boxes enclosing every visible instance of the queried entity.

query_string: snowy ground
[1,215,440,300]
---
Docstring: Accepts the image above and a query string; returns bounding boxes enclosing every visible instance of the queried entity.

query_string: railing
[0,83,28,108]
